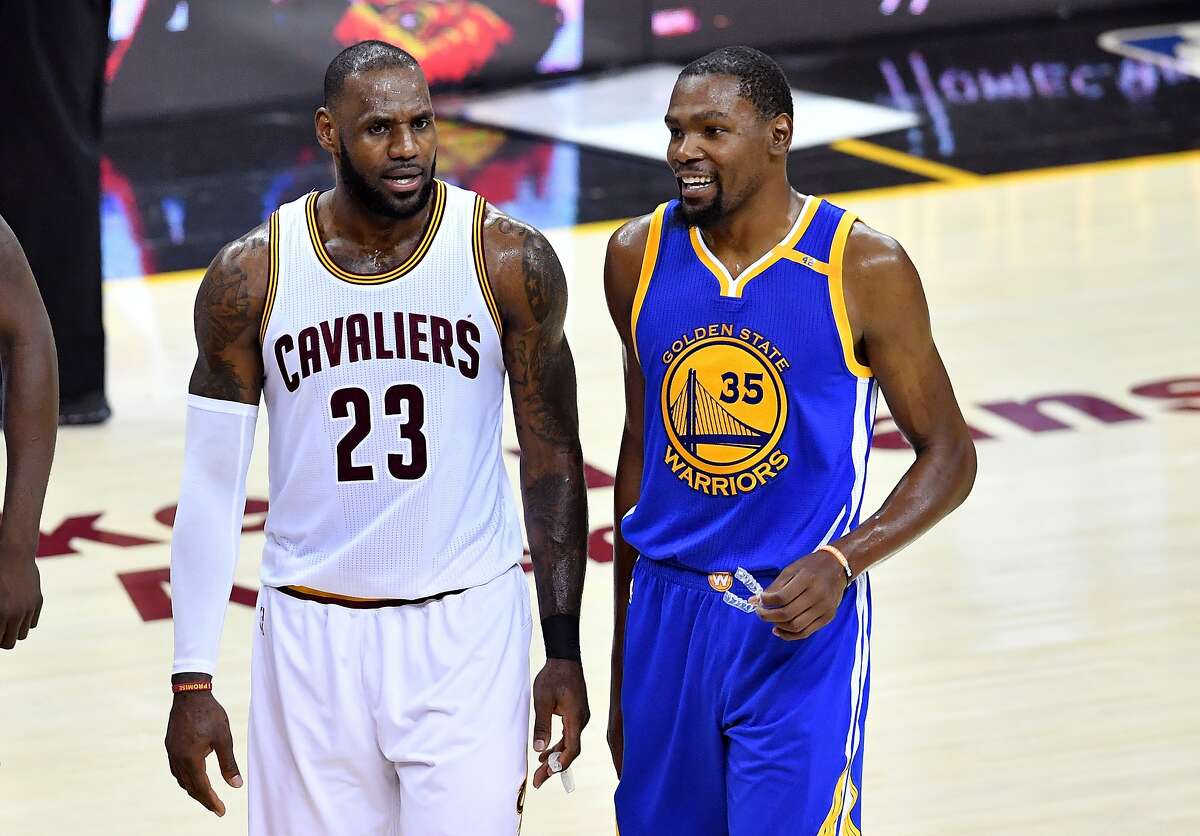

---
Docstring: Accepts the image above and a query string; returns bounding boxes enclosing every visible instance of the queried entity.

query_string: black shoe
[59,391,111,425]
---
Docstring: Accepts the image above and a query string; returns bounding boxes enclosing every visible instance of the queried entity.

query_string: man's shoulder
[206,221,273,293]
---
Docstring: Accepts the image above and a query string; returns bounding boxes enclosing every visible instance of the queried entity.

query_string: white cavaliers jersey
[257,181,523,599]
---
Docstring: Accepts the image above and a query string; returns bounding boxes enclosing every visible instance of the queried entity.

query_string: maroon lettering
[393,311,407,359]
[373,312,395,360]
[430,315,455,368]
[298,326,322,378]
[274,334,299,392]
[346,313,372,362]
[457,319,481,379]
[37,514,159,558]
[319,318,344,369]
[588,525,614,563]
[118,567,257,623]
[1130,376,1200,412]
[408,313,430,361]
[981,393,1142,432]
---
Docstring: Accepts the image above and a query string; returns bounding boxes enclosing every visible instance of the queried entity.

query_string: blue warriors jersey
[621,196,879,574]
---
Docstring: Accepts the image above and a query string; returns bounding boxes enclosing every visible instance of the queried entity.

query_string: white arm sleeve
[171,394,259,676]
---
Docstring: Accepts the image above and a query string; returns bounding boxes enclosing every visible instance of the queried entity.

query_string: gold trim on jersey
[630,202,668,364]
[776,247,831,275]
[285,585,383,603]
[828,210,873,379]
[258,210,280,346]
[472,194,504,338]
[304,180,447,285]
[688,196,821,298]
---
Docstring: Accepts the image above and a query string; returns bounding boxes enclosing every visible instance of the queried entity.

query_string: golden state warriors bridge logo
[660,326,791,496]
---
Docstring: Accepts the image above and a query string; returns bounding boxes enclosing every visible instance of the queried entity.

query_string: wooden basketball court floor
[1,149,1197,835]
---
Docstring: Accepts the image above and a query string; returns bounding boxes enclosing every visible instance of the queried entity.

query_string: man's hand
[754,549,849,640]
[0,544,42,649]
[165,680,243,817]
[531,658,590,789]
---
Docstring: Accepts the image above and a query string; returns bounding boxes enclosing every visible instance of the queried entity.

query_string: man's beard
[678,179,724,227]
[337,137,436,221]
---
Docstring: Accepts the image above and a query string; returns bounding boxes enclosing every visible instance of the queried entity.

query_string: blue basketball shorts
[615,557,872,836]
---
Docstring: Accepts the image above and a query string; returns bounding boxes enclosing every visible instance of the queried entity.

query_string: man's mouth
[679,173,717,197]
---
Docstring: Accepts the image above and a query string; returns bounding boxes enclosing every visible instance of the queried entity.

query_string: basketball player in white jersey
[163,41,590,835]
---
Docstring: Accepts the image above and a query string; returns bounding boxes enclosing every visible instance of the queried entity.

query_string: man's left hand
[531,658,590,788]
[754,548,849,641]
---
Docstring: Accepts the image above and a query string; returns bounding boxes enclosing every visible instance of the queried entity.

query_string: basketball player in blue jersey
[163,42,588,835]
[605,47,978,834]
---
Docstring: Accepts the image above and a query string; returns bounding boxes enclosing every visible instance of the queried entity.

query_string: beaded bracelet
[817,544,853,584]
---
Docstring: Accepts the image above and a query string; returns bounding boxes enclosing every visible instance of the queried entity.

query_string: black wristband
[541,614,581,662]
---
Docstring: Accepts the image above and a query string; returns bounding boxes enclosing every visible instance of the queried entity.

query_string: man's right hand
[165,677,242,817]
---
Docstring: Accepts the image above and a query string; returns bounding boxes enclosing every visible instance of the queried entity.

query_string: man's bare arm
[601,213,652,776]
[755,222,976,639]
[483,205,589,788]
[0,213,57,650]
[188,224,270,405]
[837,223,977,574]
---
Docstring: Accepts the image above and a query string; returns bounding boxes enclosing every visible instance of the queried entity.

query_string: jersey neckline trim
[304,180,447,285]
[688,195,819,299]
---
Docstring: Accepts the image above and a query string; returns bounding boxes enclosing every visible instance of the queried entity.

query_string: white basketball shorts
[247,564,532,835]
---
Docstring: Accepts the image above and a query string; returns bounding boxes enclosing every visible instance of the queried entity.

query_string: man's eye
[368,124,388,134]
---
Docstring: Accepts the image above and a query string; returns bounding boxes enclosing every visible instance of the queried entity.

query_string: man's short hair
[679,46,793,120]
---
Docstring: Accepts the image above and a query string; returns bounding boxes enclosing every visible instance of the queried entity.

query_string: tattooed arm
[483,205,590,790]
[188,224,270,403]
[166,224,269,819]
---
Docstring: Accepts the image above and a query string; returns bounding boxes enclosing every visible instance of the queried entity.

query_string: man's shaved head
[323,40,422,109]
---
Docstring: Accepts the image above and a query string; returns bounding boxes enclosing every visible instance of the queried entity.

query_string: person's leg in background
[0,0,110,424]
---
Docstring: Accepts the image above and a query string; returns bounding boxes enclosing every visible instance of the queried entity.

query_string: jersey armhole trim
[472,195,504,339]
[828,211,873,379]
[630,202,668,364]
[258,210,280,346]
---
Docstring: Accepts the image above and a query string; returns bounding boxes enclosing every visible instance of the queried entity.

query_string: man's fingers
[757,573,807,609]
[558,716,583,771]
[213,732,243,789]
[772,610,832,641]
[30,600,41,630]
[179,753,225,816]
[16,611,32,642]
[531,690,554,753]
[756,587,815,624]
[0,617,18,650]
[537,737,565,765]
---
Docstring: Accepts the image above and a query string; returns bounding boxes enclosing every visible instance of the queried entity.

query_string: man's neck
[325,184,431,251]
[700,177,801,261]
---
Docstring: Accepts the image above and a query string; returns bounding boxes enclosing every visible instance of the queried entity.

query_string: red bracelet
[171,680,213,694]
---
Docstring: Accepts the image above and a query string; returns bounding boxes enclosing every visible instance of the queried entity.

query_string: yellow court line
[141,267,205,284]
[117,147,1200,284]
[830,138,983,184]
[825,147,1200,205]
